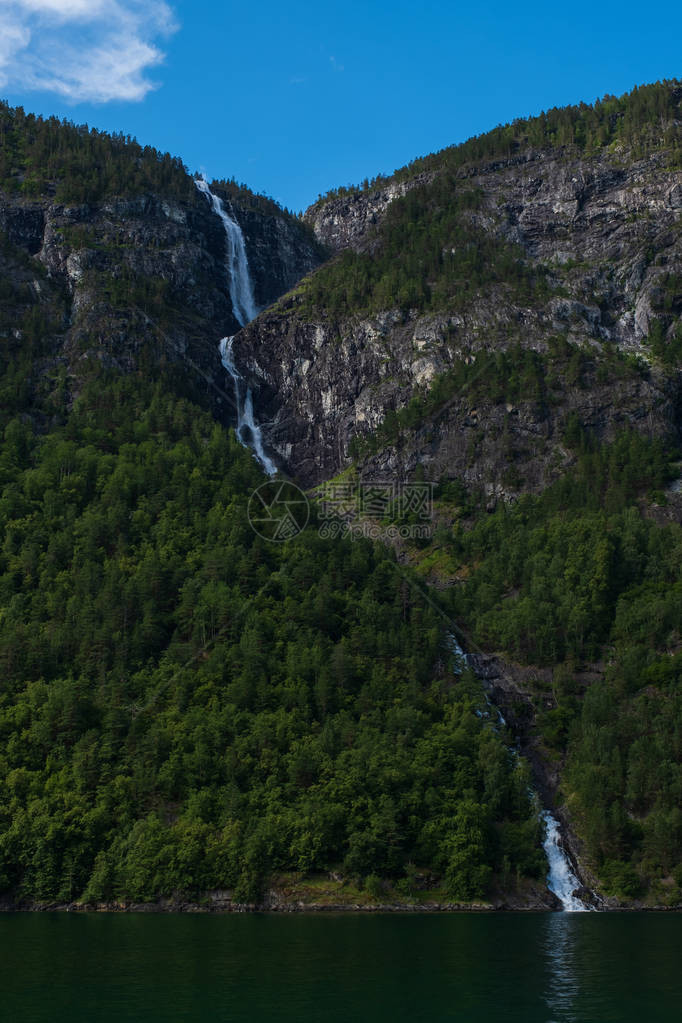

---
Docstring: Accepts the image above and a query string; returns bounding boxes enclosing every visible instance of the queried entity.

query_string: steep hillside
[227,81,682,905]
[0,103,322,437]
[234,81,682,490]
[0,106,552,910]
[2,86,682,908]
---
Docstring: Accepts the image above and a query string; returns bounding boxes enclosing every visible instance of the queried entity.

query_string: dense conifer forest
[0,102,193,203]
[444,433,682,899]
[0,373,543,902]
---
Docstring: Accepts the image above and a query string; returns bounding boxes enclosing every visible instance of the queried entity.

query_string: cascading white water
[218,336,277,476]
[195,177,258,327]
[446,633,593,911]
[446,633,506,726]
[218,334,242,417]
[541,810,590,912]
[196,177,276,476]
[242,389,277,475]
[446,633,467,673]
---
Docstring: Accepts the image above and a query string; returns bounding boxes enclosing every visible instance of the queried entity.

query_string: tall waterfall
[195,176,258,327]
[195,177,276,475]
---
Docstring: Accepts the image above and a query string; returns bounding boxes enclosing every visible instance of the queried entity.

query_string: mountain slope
[233,80,682,490]
[228,80,682,904]
[0,371,549,908]
[0,107,549,909]
[0,102,322,439]
[1,85,682,907]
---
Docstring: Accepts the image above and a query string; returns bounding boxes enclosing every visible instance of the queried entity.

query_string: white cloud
[0,0,177,102]
[7,0,108,18]
[0,20,30,65]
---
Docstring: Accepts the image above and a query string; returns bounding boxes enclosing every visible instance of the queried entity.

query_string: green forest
[300,181,548,319]
[0,103,194,204]
[0,373,544,904]
[440,430,682,901]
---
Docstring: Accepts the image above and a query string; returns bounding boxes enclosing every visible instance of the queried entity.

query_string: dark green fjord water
[2,913,680,1022]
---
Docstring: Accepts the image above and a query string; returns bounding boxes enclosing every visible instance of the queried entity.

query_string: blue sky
[0,0,680,211]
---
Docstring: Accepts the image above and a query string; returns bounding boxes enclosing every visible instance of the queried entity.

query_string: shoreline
[2,896,679,914]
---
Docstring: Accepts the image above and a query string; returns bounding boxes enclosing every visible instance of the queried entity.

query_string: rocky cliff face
[2,102,680,493]
[0,181,322,428]
[304,174,431,252]
[233,146,682,489]
[215,193,323,310]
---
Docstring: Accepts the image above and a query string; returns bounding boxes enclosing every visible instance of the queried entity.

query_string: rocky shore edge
[0,883,561,914]
[2,897,679,913]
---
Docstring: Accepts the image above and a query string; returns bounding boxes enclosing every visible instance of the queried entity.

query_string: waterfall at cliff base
[446,635,593,910]
[541,810,591,911]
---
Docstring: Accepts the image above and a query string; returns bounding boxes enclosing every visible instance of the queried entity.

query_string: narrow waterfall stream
[218,336,277,475]
[195,177,276,475]
[447,633,594,911]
